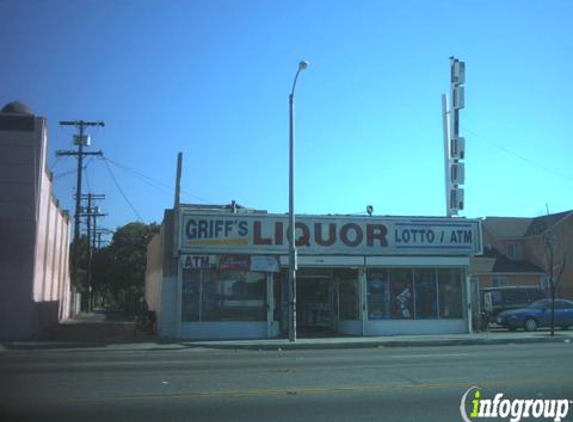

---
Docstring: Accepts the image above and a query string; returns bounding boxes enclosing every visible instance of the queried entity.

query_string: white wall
[366,319,468,335]
[339,320,362,335]
[178,322,269,340]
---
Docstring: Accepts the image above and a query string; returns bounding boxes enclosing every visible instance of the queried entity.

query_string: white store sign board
[178,211,482,257]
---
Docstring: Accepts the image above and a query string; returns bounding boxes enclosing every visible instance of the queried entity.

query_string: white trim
[470,272,545,276]
[279,255,470,267]
[179,322,270,340]
[366,319,468,335]
[366,256,470,267]
[339,320,362,335]
[279,255,364,267]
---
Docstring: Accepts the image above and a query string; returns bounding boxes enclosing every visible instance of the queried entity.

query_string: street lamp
[288,60,308,342]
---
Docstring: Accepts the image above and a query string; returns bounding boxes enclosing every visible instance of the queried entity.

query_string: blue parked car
[496,299,573,331]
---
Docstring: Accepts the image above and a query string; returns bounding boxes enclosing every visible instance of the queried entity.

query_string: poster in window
[220,255,250,271]
[250,255,280,273]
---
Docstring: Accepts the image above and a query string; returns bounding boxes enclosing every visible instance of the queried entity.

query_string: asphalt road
[1,342,573,422]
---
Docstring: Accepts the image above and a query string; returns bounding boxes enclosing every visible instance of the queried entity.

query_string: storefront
[146,206,482,339]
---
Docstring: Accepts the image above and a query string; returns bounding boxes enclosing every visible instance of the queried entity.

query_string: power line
[102,156,212,203]
[104,157,173,195]
[49,156,61,172]
[463,127,573,183]
[102,157,143,221]
[54,167,84,179]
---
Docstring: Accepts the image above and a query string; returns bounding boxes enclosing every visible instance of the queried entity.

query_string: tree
[69,234,90,288]
[543,224,571,336]
[91,222,159,314]
[91,245,113,306]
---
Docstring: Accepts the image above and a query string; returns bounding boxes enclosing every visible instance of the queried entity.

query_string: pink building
[0,102,71,340]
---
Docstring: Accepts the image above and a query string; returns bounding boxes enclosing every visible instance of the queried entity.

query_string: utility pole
[56,120,104,313]
[80,193,106,311]
[95,229,111,249]
[174,152,183,208]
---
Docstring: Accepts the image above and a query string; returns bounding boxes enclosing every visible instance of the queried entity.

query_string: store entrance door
[296,268,339,337]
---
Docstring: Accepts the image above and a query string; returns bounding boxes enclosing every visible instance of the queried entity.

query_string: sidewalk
[175,329,573,351]
[2,328,573,353]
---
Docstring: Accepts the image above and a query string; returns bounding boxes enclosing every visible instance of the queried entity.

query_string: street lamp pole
[288,60,308,343]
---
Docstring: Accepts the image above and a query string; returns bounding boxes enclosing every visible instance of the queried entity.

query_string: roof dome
[1,101,33,115]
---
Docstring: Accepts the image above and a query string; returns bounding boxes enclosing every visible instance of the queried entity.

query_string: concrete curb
[2,334,571,353]
[179,335,573,352]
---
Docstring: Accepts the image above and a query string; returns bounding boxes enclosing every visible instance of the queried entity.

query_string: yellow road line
[52,377,573,403]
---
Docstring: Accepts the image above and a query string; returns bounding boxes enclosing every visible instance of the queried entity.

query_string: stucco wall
[0,112,70,340]
[145,209,178,338]
[145,230,163,314]
[33,167,71,326]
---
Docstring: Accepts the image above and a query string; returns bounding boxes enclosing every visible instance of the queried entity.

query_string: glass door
[329,278,339,331]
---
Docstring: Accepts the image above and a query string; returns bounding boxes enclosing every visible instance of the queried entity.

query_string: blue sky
[2,0,572,237]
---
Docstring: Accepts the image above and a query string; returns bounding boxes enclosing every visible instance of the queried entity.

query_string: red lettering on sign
[253,221,272,245]
[296,222,310,247]
[286,223,310,246]
[315,223,336,246]
[275,222,284,246]
[367,224,388,247]
[340,223,363,247]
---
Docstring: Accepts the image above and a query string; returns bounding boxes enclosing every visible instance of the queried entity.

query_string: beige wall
[144,209,178,338]
[0,112,71,339]
[482,226,504,253]
[145,229,164,314]
[33,167,71,320]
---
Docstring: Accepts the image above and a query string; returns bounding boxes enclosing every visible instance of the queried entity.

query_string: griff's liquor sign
[178,212,482,256]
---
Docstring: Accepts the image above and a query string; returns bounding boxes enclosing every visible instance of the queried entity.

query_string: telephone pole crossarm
[56,150,103,157]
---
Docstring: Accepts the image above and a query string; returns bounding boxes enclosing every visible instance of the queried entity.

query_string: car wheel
[524,318,538,332]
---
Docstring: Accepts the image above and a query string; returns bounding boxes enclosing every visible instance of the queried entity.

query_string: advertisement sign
[250,255,280,273]
[181,255,216,269]
[220,255,250,271]
[178,211,482,256]
[180,254,280,273]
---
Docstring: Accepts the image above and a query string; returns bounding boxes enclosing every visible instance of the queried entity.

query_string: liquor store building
[145,205,482,340]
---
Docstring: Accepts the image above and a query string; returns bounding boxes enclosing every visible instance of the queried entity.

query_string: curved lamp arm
[290,61,309,97]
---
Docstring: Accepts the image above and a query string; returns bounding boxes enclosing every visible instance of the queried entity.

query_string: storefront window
[438,269,463,318]
[367,270,389,320]
[182,269,267,322]
[389,269,413,319]
[339,278,358,320]
[182,269,203,322]
[414,269,437,319]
